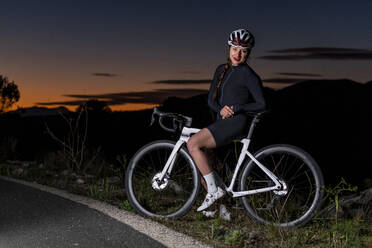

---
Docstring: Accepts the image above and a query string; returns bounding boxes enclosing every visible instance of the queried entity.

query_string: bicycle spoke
[239,145,323,227]
[280,153,297,179]
[126,141,199,218]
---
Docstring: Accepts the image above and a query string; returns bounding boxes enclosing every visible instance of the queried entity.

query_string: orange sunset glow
[1,1,371,113]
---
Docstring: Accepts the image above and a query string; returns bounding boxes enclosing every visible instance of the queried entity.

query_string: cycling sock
[203,172,217,193]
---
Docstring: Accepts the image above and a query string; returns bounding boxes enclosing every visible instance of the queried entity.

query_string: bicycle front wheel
[239,144,324,227]
[125,140,200,218]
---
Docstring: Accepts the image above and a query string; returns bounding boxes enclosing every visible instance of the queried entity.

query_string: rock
[248,231,259,240]
[320,188,372,219]
[359,188,372,205]
[168,180,184,194]
[107,176,121,185]
[341,188,372,219]
[76,178,85,184]
[6,160,36,167]
[12,168,24,176]
[6,160,21,165]
[22,169,29,177]
[39,163,44,169]
[45,170,52,176]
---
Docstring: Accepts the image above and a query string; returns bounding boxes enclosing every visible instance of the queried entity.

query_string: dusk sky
[1,0,372,111]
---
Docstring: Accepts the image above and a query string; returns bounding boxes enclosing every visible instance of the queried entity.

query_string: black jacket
[208,63,266,118]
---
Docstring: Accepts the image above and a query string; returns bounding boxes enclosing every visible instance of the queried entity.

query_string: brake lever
[150,114,155,126]
[149,107,158,126]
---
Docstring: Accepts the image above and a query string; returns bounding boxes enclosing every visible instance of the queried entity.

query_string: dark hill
[8,106,70,117]
[0,79,370,188]
[259,79,371,187]
[365,80,372,89]
[161,79,372,187]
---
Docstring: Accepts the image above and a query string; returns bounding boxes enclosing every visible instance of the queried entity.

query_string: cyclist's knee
[187,136,200,154]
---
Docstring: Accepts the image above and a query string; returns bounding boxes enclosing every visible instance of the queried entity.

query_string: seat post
[247,114,260,139]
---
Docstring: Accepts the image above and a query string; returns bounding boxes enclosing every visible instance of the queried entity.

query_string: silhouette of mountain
[160,79,372,187]
[0,79,370,188]
[9,106,70,117]
[366,80,372,89]
[260,79,371,187]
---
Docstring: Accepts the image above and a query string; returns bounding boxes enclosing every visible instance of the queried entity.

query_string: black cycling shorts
[207,114,250,147]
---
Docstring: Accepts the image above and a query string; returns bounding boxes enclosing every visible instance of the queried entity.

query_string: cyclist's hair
[213,58,231,100]
[213,47,251,100]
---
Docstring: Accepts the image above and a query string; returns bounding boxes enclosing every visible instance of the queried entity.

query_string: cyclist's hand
[220,105,234,119]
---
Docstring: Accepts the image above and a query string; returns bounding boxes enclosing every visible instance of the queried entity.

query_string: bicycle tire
[239,144,324,227]
[125,140,200,218]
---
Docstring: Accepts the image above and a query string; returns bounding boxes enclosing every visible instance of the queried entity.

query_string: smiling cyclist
[186,29,267,218]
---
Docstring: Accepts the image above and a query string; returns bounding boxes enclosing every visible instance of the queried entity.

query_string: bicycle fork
[156,127,200,183]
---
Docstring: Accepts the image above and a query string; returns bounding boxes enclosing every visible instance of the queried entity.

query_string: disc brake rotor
[151,172,169,191]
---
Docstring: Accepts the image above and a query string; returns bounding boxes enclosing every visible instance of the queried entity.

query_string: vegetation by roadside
[1,160,371,248]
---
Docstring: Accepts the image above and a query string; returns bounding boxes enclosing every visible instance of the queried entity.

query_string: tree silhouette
[76,99,112,114]
[0,75,20,113]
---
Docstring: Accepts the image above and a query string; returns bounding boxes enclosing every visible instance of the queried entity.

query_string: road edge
[0,176,211,248]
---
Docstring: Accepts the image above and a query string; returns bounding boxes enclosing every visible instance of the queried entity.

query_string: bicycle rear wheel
[125,140,200,218]
[239,144,324,227]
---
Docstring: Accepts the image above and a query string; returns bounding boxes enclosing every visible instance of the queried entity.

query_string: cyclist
[186,29,267,216]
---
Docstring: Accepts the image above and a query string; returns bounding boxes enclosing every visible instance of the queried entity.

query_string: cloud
[181,70,202,75]
[262,78,319,84]
[263,71,323,83]
[268,47,370,53]
[276,72,322,77]
[257,47,372,60]
[36,88,208,107]
[91,73,118,77]
[149,79,211,84]
[36,100,98,106]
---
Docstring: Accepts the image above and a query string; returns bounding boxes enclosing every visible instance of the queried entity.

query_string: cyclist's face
[229,46,249,66]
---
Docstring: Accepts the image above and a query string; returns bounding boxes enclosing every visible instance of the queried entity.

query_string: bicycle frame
[158,126,282,198]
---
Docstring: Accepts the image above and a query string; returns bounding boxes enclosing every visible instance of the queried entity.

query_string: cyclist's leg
[187,128,216,176]
[199,149,218,191]
[187,128,225,211]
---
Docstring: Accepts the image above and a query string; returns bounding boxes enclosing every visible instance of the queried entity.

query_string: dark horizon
[1,1,371,111]
[6,77,370,113]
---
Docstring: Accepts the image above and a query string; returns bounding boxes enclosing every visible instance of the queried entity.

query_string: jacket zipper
[219,69,233,106]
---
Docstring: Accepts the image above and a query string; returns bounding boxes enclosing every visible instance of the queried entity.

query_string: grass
[1,161,371,248]
[88,179,116,201]
[119,200,134,211]
[0,163,11,176]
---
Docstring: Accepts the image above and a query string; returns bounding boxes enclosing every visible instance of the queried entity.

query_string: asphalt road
[0,178,165,248]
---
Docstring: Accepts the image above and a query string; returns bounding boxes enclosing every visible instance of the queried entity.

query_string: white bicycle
[125,107,324,227]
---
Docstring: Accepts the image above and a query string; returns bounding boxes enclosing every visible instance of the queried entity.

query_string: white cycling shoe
[197,187,225,212]
[202,204,231,221]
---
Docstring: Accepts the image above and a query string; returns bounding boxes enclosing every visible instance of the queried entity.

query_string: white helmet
[228,29,255,49]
